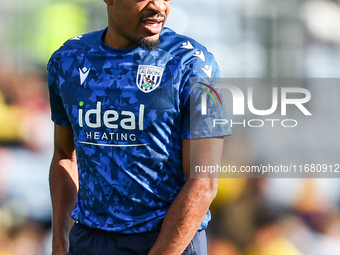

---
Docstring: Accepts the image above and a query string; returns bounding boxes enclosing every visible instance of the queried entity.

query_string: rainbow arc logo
[197,82,223,115]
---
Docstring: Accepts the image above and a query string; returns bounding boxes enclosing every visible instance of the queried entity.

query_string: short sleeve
[180,57,232,139]
[47,57,71,126]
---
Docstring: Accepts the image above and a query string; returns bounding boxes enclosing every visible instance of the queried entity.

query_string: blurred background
[1,0,340,254]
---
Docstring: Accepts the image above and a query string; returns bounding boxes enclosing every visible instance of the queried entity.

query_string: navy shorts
[68,222,207,255]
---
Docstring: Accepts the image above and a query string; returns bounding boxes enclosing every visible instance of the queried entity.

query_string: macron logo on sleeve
[79,67,91,85]
[193,50,206,62]
[201,65,212,79]
[181,41,194,50]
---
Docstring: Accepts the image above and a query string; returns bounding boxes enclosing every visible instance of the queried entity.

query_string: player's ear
[103,0,113,5]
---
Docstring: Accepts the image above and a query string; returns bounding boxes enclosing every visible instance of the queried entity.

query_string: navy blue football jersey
[48,27,231,233]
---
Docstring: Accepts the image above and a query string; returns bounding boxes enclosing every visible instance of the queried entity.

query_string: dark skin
[50,125,78,255]
[50,1,224,254]
[103,0,171,49]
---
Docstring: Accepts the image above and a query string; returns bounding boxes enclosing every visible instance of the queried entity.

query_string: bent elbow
[207,178,219,201]
[197,178,219,203]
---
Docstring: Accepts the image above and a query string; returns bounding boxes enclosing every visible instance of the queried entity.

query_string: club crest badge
[136,65,164,93]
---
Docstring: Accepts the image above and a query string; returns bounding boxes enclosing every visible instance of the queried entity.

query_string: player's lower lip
[142,21,163,34]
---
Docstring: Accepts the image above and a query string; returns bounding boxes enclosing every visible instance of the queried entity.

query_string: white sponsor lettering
[78,102,145,130]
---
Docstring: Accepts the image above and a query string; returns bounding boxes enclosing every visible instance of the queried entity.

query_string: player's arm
[148,137,224,255]
[50,124,79,255]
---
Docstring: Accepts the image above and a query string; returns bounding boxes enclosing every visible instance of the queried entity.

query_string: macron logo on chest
[79,67,91,85]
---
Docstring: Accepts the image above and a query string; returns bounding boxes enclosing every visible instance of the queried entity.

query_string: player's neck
[103,27,138,49]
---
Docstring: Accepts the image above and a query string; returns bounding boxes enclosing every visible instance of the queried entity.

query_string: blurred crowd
[0,67,53,255]
[207,146,340,255]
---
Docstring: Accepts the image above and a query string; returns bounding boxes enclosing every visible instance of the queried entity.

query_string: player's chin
[138,35,160,50]
[145,33,161,43]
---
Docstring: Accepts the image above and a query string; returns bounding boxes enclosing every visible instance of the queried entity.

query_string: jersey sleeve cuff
[51,116,71,126]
